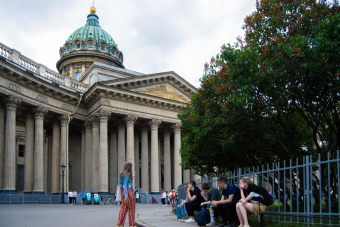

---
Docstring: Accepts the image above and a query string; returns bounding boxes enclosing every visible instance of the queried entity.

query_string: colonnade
[0,97,183,194]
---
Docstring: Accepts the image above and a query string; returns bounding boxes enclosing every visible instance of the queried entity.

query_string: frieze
[99,99,111,106]
[7,83,21,93]
[36,95,49,104]
[61,103,73,112]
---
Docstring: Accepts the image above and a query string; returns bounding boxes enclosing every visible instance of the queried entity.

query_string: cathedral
[0,5,197,194]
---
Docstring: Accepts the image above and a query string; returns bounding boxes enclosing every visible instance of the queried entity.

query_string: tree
[179,0,340,209]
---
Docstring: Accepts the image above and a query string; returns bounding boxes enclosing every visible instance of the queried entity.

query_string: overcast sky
[0,0,256,88]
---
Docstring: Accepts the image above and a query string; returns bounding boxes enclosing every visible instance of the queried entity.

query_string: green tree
[179,0,340,209]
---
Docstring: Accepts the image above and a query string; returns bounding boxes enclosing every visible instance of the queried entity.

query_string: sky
[0,0,257,88]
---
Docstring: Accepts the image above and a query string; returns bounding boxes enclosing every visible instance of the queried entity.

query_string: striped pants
[116,188,136,227]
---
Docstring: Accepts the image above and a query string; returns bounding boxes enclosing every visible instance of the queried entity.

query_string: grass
[172,208,340,227]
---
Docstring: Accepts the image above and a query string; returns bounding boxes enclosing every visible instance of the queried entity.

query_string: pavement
[0,203,199,227]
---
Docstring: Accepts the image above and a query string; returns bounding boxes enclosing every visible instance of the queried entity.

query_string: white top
[161,192,166,199]
[136,192,139,198]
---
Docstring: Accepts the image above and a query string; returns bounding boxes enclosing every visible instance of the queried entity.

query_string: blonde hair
[241,177,253,185]
[119,162,133,180]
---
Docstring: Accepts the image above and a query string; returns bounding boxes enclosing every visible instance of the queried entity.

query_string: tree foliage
[179,0,340,176]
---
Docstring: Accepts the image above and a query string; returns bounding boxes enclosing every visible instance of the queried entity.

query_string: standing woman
[116,162,136,227]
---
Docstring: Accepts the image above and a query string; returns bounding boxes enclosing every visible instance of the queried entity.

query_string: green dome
[66,13,117,47]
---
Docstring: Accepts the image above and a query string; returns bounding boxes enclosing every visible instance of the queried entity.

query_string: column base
[50,192,59,195]
[99,191,109,195]
[23,191,32,194]
[32,191,44,195]
[2,189,16,194]
[150,192,160,195]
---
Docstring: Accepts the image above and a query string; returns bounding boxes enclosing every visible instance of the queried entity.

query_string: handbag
[116,185,121,201]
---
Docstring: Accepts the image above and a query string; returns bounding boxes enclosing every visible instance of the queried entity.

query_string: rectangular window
[18,145,25,157]
[75,72,81,81]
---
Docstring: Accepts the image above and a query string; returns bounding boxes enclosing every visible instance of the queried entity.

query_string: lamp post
[61,164,66,204]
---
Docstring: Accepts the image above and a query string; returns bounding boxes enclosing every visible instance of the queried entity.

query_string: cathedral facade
[0,5,197,194]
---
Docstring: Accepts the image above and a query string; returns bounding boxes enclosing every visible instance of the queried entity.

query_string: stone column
[84,120,92,189]
[150,119,161,194]
[173,123,182,189]
[51,119,60,194]
[134,130,140,188]
[43,130,49,194]
[0,103,5,191]
[109,127,118,193]
[23,113,34,193]
[141,125,149,192]
[99,110,111,194]
[163,128,171,191]
[3,96,21,193]
[81,129,85,190]
[32,106,48,194]
[91,116,100,193]
[117,122,125,176]
[183,169,190,184]
[60,114,69,193]
[125,115,138,188]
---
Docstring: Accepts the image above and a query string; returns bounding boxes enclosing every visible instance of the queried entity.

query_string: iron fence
[0,194,67,204]
[178,152,340,226]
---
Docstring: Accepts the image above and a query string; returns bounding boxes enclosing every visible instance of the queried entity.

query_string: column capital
[59,114,71,125]
[84,119,92,131]
[173,122,182,134]
[163,127,171,136]
[32,106,48,119]
[4,95,21,110]
[97,110,111,122]
[124,114,138,126]
[91,115,100,128]
[149,119,161,130]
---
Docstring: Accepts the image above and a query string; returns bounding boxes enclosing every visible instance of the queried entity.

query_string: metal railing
[0,194,67,204]
[178,152,340,226]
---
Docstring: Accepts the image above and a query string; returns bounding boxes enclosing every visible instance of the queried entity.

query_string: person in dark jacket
[236,177,267,227]
[200,183,222,226]
[184,181,205,223]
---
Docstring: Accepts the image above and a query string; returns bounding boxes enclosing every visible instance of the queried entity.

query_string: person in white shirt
[161,191,167,205]
[135,191,140,203]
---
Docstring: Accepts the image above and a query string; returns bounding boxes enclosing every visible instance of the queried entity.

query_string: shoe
[238,225,244,227]
[206,221,216,226]
[181,217,188,222]
[184,218,195,223]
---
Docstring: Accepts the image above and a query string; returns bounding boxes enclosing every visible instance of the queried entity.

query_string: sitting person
[236,178,268,227]
[177,186,189,221]
[211,177,241,227]
[200,183,222,226]
[184,181,205,223]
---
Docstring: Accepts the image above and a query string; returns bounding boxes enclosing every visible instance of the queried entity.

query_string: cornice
[100,72,197,96]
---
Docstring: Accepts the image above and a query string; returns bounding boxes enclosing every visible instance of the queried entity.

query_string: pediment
[100,71,197,103]
[133,84,189,103]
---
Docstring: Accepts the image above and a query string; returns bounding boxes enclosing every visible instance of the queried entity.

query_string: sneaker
[184,218,195,223]
[181,217,188,222]
[206,221,216,226]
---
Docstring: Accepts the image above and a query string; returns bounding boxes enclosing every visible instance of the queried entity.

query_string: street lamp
[60,164,66,204]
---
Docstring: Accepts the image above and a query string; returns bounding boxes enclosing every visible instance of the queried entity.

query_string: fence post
[23,193,24,204]
[306,156,310,227]
[238,168,242,185]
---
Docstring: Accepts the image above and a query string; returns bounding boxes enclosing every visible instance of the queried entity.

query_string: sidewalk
[136,204,197,227]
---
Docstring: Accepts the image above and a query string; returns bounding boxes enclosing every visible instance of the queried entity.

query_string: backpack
[177,205,184,219]
[197,208,210,226]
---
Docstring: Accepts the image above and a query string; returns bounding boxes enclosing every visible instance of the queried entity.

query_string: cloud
[0,0,256,88]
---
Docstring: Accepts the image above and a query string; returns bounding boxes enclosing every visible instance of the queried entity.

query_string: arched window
[111,49,115,55]
[101,44,105,51]
[88,42,93,48]
[67,45,71,52]
[76,43,81,49]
